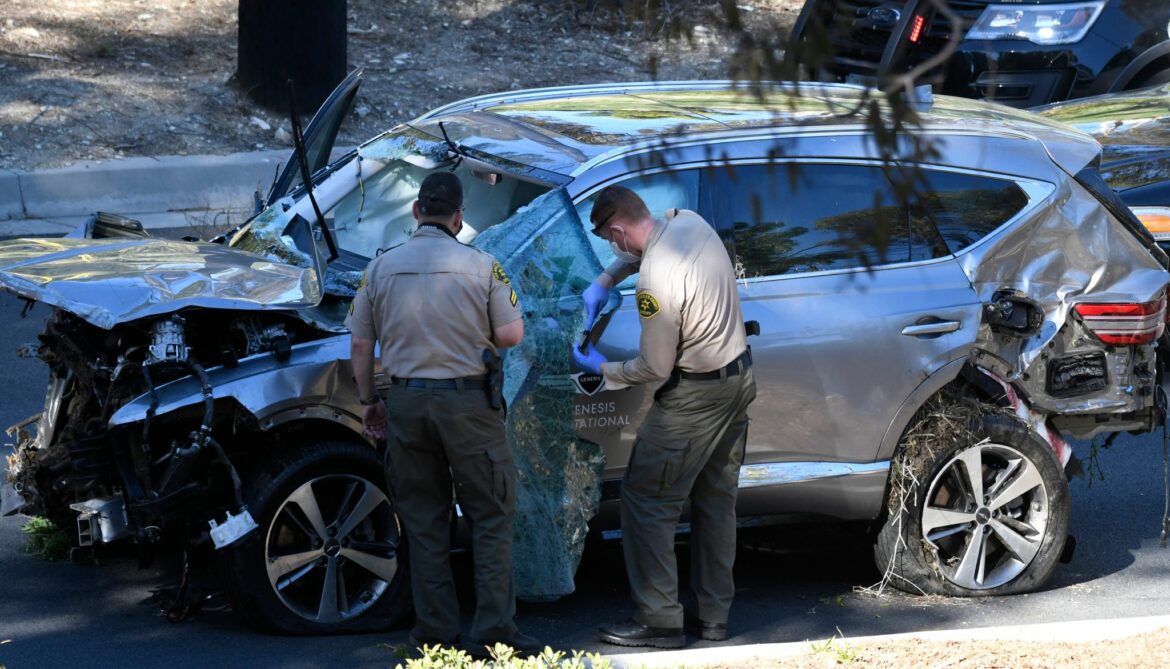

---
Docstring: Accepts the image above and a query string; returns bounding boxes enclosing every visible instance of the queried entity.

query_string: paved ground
[2,287,1170,668]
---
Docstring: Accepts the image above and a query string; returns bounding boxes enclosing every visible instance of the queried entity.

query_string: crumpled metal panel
[471,188,607,601]
[108,335,356,427]
[0,238,321,330]
[960,178,1170,413]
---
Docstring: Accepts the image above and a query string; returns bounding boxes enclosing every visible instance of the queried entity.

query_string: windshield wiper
[288,79,339,263]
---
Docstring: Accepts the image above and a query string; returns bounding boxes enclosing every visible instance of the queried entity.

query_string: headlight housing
[966,2,1106,46]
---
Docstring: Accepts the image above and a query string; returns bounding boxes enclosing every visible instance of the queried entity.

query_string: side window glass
[916,170,1031,254]
[708,163,949,278]
[575,170,700,290]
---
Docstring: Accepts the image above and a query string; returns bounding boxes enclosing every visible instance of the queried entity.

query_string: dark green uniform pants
[384,383,517,642]
[621,367,756,629]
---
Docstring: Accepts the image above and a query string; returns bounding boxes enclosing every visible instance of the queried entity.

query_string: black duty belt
[675,350,752,381]
[392,375,489,391]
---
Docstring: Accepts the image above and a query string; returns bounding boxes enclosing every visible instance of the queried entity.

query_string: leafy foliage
[21,516,71,561]
[394,643,613,669]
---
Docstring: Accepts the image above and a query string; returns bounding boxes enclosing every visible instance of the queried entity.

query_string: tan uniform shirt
[345,225,522,379]
[600,209,748,391]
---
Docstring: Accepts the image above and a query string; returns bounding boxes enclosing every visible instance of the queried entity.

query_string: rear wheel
[875,412,1070,596]
[225,441,411,634]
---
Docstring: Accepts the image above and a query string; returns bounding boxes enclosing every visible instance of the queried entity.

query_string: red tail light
[909,15,926,43]
[1075,295,1166,345]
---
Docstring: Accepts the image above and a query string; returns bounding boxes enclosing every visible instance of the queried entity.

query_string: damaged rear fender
[875,357,968,462]
[108,335,366,438]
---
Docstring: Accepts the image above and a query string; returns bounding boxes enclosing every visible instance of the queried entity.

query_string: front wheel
[875,413,1070,596]
[225,441,411,634]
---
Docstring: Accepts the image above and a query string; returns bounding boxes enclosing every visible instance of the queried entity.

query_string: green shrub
[21,516,71,561]
[395,643,613,669]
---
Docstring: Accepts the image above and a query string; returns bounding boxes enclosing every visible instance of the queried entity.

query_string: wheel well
[223,418,374,476]
[1129,58,1170,88]
[874,368,1018,521]
[267,418,371,450]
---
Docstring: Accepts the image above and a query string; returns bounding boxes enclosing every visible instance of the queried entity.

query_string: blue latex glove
[573,341,607,375]
[582,280,609,328]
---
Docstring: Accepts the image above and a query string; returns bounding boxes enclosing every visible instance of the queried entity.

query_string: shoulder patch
[492,261,511,285]
[636,290,660,319]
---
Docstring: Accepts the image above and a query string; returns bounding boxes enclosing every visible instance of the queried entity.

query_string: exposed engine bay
[5,308,325,549]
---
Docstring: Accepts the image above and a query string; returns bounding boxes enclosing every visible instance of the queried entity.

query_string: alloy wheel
[264,474,400,623]
[920,442,1050,590]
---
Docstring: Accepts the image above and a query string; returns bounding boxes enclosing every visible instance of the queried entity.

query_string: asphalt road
[3,291,1170,669]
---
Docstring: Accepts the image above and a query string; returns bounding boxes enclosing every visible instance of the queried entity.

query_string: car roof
[406,80,1099,177]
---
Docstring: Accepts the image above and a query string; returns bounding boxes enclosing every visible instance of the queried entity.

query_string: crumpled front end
[0,237,322,330]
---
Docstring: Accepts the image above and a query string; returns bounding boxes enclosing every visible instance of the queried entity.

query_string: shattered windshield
[227,126,553,306]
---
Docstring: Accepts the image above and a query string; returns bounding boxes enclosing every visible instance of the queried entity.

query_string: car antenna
[287,79,339,262]
[438,121,465,171]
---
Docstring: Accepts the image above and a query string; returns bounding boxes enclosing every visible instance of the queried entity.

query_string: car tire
[874,413,1070,596]
[224,441,411,634]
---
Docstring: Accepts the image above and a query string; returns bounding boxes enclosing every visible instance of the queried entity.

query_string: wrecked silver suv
[3,74,1169,634]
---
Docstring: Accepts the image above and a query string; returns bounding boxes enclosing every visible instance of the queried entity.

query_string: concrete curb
[0,169,23,221]
[605,615,1170,667]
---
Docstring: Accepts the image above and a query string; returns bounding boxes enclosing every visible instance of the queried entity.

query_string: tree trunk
[237,0,347,113]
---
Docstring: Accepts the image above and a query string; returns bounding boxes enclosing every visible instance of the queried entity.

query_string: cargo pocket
[486,448,515,507]
[624,435,691,496]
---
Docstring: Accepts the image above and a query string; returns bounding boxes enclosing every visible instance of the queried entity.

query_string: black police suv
[790,0,1170,107]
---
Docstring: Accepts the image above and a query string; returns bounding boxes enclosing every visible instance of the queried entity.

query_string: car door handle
[901,320,961,337]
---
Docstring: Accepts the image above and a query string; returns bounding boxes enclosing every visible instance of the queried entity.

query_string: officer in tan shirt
[574,186,757,649]
[347,172,539,657]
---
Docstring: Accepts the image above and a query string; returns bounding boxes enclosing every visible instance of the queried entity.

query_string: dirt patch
[696,628,1170,668]
[0,0,803,172]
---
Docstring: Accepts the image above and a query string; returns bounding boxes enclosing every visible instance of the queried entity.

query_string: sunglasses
[590,210,617,238]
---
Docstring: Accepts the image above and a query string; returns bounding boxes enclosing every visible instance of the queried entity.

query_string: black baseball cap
[417,172,464,216]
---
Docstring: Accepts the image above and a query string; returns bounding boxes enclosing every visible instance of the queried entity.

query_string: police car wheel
[874,412,1070,596]
[224,441,412,634]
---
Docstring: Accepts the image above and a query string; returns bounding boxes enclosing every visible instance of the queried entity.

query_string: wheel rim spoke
[987,460,1044,510]
[990,518,1041,564]
[953,526,988,588]
[288,483,330,540]
[267,549,323,586]
[341,547,398,582]
[922,507,976,539]
[317,558,342,622]
[956,446,985,503]
[266,473,396,625]
[336,480,386,539]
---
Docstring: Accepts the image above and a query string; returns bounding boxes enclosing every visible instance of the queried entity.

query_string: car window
[707,162,949,278]
[916,170,1031,254]
[574,170,701,290]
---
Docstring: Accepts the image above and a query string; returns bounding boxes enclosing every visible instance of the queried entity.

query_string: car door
[705,161,990,469]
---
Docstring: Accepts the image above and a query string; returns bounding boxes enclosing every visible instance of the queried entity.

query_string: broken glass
[472,188,614,601]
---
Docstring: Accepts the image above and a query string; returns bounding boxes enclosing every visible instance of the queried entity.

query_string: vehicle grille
[819,0,988,77]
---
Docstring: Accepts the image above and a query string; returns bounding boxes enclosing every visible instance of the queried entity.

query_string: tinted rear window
[916,170,1030,254]
[707,163,949,277]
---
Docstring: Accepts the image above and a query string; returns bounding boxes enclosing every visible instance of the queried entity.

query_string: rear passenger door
[706,161,990,466]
